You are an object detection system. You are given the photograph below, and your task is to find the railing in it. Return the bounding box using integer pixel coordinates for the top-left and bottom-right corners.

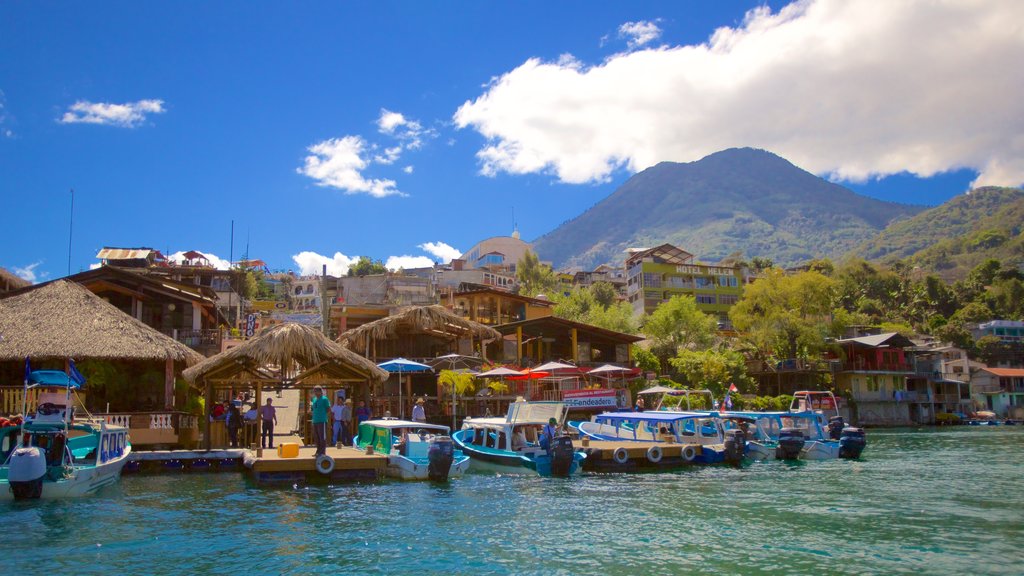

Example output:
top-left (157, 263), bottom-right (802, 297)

top-left (99, 411), bottom-right (199, 434)
top-left (841, 360), bottom-right (913, 372)
top-left (1, 387), bottom-right (87, 416)
top-left (163, 328), bottom-right (222, 350)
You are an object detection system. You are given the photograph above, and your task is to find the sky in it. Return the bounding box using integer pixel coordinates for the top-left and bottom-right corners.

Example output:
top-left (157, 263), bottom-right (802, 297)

top-left (2, 0), bottom-right (1021, 284)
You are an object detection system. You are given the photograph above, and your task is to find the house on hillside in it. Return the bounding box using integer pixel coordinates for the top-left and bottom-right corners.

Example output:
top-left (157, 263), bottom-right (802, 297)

top-left (831, 332), bottom-right (917, 425)
top-left (445, 288), bottom-right (554, 325)
top-left (972, 368), bottom-right (1024, 419)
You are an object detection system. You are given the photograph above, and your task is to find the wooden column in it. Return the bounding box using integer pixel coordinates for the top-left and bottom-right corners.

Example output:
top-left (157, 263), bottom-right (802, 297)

top-left (165, 356), bottom-right (175, 409)
top-left (255, 382), bottom-right (263, 455)
top-left (571, 328), bottom-right (579, 363)
top-left (516, 326), bottom-right (523, 365)
top-left (203, 380), bottom-right (212, 450)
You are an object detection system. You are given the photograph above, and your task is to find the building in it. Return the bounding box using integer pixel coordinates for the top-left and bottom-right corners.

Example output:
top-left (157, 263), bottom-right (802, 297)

top-left (832, 332), bottom-right (918, 425)
top-left (458, 230), bottom-right (532, 276)
top-left (445, 288), bottom-right (555, 325)
top-left (571, 264), bottom-right (627, 294)
top-left (327, 273), bottom-right (436, 336)
top-left (972, 368), bottom-right (1024, 418)
top-left (489, 316), bottom-right (644, 367)
top-left (972, 320), bottom-right (1024, 343)
top-left (624, 243), bottom-right (747, 326)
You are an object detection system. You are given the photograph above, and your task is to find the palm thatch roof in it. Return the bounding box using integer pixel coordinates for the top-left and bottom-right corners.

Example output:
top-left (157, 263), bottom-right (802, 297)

top-left (338, 305), bottom-right (502, 352)
top-left (183, 322), bottom-right (387, 386)
top-left (0, 280), bottom-right (204, 364)
top-left (0, 267), bottom-right (30, 293)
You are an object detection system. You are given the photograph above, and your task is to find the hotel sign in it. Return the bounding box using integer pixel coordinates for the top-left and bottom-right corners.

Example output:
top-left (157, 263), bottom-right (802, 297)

top-left (676, 265), bottom-right (734, 275)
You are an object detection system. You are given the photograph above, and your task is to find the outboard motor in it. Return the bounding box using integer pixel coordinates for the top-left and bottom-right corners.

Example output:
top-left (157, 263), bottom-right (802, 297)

top-left (828, 416), bottom-right (845, 441)
top-left (839, 427), bottom-right (866, 459)
top-left (724, 429), bottom-right (746, 464)
top-left (776, 427), bottom-right (806, 460)
top-left (9, 446), bottom-right (47, 499)
top-left (427, 436), bottom-right (455, 482)
top-left (549, 435), bottom-right (575, 478)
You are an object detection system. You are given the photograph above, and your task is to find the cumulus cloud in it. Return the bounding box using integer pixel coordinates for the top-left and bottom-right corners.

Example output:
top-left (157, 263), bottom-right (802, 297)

top-left (454, 0), bottom-right (1024, 189)
top-left (384, 255), bottom-right (435, 270)
top-left (418, 241), bottom-right (461, 263)
top-left (12, 262), bottom-right (44, 283)
top-left (292, 251), bottom-right (361, 276)
top-left (59, 99), bottom-right (165, 127)
top-left (297, 136), bottom-right (403, 198)
top-left (619, 20), bottom-right (662, 49)
top-left (167, 251), bottom-right (232, 270)
top-left (403, 165), bottom-right (414, 174)
top-left (376, 108), bottom-right (435, 150)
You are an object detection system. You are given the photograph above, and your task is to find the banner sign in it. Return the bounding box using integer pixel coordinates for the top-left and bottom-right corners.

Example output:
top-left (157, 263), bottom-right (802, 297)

top-left (270, 313), bottom-right (322, 326)
top-left (562, 389), bottom-right (620, 410)
top-left (251, 300), bottom-right (288, 311)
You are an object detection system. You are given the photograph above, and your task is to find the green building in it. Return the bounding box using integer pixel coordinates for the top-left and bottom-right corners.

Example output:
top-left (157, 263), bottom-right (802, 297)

top-left (625, 244), bottom-right (747, 328)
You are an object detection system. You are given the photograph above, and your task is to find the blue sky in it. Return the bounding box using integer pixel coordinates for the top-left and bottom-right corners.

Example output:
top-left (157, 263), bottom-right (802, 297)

top-left (1, 1), bottom-right (1019, 283)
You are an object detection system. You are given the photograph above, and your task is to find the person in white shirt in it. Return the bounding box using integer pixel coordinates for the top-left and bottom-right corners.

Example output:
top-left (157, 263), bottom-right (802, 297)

top-left (412, 397), bottom-right (427, 423)
top-left (331, 396), bottom-right (346, 445)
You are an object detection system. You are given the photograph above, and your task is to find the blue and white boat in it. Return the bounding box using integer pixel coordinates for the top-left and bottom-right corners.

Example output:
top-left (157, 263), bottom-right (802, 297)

top-left (1, 370), bottom-right (131, 500)
top-left (576, 411), bottom-right (746, 465)
top-left (452, 401), bottom-right (585, 478)
top-left (353, 419), bottom-right (469, 481)
top-left (789, 391), bottom-right (866, 459)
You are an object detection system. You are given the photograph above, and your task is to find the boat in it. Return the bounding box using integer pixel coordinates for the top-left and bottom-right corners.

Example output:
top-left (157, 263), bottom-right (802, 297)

top-left (452, 401), bottom-right (585, 477)
top-left (353, 419), bottom-right (469, 481)
top-left (721, 411), bottom-right (821, 461)
top-left (576, 411), bottom-right (746, 465)
top-left (1, 370), bottom-right (131, 500)
top-left (789, 391), bottom-right (866, 459)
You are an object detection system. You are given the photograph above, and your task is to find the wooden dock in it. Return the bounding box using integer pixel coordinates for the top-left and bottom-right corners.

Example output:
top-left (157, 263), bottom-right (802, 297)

top-left (576, 439), bottom-right (704, 471)
top-left (245, 445), bottom-right (388, 484)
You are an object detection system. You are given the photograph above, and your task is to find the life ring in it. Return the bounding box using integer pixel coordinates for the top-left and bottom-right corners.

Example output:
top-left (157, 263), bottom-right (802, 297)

top-left (646, 445), bottom-right (663, 464)
top-left (681, 445), bottom-right (697, 463)
top-left (612, 447), bottom-right (630, 464)
top-left (315, 454), bottom-right (335, 475)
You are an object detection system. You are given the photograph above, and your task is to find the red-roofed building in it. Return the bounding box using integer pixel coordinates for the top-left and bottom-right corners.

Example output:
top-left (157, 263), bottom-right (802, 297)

top-left (973, 367), bottom-right (1024, 418)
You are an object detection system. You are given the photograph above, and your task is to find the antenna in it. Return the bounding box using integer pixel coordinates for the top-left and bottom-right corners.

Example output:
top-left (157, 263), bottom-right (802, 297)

top-left (67, 188), bottom-right (74, 276)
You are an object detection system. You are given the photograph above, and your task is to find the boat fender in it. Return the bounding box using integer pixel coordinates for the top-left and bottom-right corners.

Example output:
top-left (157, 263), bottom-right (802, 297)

top-left (646, 445), bottom-right (663, 464)
top-left (681, 445), bottom-right (697, 463)
top-left (315, 454), bottom-right (335, 475)
top-left (612, 446), bottom-right (630, 464)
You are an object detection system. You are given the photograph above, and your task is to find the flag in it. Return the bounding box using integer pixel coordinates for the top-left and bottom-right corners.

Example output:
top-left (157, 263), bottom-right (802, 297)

top-left (724, 392), bottom-right (733, 410)
top-left (24, 356), bottom-right (31, 383)
top-left (69, 359), bottom-right (87, 387)
top-left (728, 383), bottom-right (739, 393)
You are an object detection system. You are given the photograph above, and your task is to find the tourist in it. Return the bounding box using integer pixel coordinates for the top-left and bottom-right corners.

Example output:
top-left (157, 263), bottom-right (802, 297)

top-left (331, 396), bottom-right (346, 445)
top-left (311, 386), bottom-right (330, 456)
top-left (634, 397), bottom-right (646, 412)
top-left (511, 426), bottom-right (528, 450)
top-left (226, 403), bottom-right (242, 448)
top-left (341, 399), bottom-right (353, 446)
top-left (356, 400), bottom-right (371, 424)
top-left (412, 397), bottom-right (426, 423)
top-left (540, 417), bottom-right (559, 452)
top-left (211, 401), bottom-right (226, 421)
top-left (260, 398), bottom-right (277, 449)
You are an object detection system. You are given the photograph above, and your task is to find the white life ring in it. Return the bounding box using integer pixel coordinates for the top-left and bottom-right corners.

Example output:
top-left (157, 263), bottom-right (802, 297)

top-left (646, 445), bottom-right (663, 464)
top-left (315, 454), bottom-right (335, 475)
top-left (681, 445), bottom-right (697, 463)
top-left (612, 447), bottom-right (630, 464)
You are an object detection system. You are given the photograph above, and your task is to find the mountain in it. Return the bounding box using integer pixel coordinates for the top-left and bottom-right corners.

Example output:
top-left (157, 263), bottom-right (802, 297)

top-left (532, 148), bottom-right (924, 270)
top-left (852, 186), bottom-right (1024, 280)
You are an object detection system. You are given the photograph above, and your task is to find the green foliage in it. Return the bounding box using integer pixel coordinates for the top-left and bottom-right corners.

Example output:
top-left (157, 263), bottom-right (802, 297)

top-left (630, 346), bottom-right (660, 373)
top-left (590, 282), bottom-right (618, 308)
top-left (240, 271), bottom-right (259, 300)
top-left (347, 256), bottom-right (387, 277)
top-left (552, 285), bottom-right (638, 334)
top-left (669, 348), bottom-right (750, 397)
top-left (516, 250), bottom-right (559, 297)
top-left (642, 295), bottom-right (717, 369)
top-left (732, 395), bottom-right (793, 412)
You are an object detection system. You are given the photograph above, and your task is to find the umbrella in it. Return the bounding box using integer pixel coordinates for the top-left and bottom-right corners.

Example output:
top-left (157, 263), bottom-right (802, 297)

top-left (429, 354), bottom-right (484, 429)
top-left (477, 367), bottom-right (523, 378)
top-left (533, 361), bottom-right (581, 373)
top-left (377, 358), bottom-right (433, 419)
top-left (587, 364), bottom-right (634, 376)
top-left (638, 385), bottom-right (679, 395)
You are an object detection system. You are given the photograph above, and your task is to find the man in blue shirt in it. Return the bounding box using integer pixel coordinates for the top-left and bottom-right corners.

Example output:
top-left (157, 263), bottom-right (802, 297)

top-left (310, 386), bottom-right (331, 456)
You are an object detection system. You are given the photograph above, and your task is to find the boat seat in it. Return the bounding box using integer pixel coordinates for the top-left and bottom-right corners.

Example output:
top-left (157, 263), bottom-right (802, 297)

top-left (405, 438), bottom-right (429, 459)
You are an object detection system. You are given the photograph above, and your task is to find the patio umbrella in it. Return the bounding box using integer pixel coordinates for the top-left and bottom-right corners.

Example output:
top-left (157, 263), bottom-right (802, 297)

top-left (533, 361), bottom-right (581, 373)
top-left (377, 358), bottom-right (433, 419)
top-left (428, 354), bottom-right (484, 429)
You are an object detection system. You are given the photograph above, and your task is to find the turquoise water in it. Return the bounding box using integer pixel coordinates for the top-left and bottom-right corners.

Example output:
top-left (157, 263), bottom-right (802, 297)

top-left (6, 427), bottom-right (1023, 575)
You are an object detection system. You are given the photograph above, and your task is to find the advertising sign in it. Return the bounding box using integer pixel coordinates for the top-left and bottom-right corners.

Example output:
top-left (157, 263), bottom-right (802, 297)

top-left (562, 389), bottom-right (621, 410)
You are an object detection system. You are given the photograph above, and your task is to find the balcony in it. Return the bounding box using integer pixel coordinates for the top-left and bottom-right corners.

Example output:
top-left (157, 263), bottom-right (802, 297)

top-left (100, 411), bottom-right (200, 448)
top-left (163, 328), bottom-right (222, 353)
top-left (840, 359), bottom-right (913, 373)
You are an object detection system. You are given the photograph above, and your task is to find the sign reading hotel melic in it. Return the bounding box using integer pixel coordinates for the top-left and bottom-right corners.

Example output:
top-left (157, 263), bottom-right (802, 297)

top-left (563, 389), bottom-right (619, 409)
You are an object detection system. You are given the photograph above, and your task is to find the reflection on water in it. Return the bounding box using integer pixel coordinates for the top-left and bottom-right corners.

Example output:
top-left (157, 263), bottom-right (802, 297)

top-left (6, 427), bottom-right (1024, 575)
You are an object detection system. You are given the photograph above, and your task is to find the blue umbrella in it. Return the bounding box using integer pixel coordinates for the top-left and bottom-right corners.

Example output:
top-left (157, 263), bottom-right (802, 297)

top-left (377, 358), bottom-right (433, 419)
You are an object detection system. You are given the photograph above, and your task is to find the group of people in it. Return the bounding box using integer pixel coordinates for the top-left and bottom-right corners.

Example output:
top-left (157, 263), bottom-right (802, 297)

top-left (210, 394), bottom-right (278, 449)
top-left (309, 386), bottom-right (373, 457)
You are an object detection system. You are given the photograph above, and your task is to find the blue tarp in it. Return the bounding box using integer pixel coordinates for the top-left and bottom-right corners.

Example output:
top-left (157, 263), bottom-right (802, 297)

top-left (28, 370), bottom-right (82, 389)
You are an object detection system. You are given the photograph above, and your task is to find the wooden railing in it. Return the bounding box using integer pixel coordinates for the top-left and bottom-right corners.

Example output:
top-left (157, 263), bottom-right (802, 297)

top-left (162, 328), bottom-right (222, 350)
top-left (1, 387), bottom-right (87, 416)
top-left (99, 411), bottom-right (198, 434)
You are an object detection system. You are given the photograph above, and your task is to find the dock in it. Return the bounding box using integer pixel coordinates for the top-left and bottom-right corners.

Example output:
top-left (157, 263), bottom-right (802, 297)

top-left (576, 439), bottom-right (704, 471)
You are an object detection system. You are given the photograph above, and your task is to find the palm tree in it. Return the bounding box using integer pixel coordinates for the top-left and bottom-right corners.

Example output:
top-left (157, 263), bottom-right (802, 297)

top-left (438, 370), bottom-right (477, 425)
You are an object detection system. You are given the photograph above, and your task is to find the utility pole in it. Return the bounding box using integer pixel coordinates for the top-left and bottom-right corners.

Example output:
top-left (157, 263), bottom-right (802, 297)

top-left (67, 189), bottom-right (74, 276)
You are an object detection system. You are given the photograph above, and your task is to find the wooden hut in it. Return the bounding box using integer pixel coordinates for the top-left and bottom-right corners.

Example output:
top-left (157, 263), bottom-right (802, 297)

top-left (0, 280), bottom-right (205, 447)
top-left (0, 267), bottom-right (30, 294)
top-left (183, 322), bottom-right (387, 448)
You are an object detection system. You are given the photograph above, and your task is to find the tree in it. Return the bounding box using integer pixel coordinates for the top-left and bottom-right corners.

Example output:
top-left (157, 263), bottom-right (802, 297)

top-left (590, 282), bottom-right (618, 308)
top-left (642, 295), bottom-right (717, 369)
top-left (586, 301), bottom-right (639, 334)
top-left (730, 269), bottom-right (838, 361)
top-left (553, 285), bottom-right (638, 334)
top-left (438, 370), bottom-right (477, 417)
top-left (516, 250), bottom-right (559, 297)
top-left (669, 349), bottom-right (751, 397)
top-left (631, 346), bottom-right (660, 374)
top-left (239, 270), bottom-right (259, 301)
top-left (347, 256), bottom-right (387, 277)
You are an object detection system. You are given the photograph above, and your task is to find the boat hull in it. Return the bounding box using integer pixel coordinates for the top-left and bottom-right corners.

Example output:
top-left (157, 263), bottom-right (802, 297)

top-left (386, 454), bottom-right (471, 481)
top-left (452, 429), bottom-right (582, 477)
top-left (1, 445), bottom-right (131, 500)
top-left (800, 440), bottom-right (840, 460)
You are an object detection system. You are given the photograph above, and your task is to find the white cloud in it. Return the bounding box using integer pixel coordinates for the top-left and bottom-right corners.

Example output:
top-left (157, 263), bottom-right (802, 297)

top-left (59, 99), bottom-right (165, 127)
top-left (619, 20), bottom-right (662, 49)
top-left (12, 262), bottom-right (43, 283)
top-left (297, 136), bottom-right (403, 198)
top-left (384, 255), bottom-right (435, 270)
top-left (167, 251), bottom-right (232, 270)
top-left (376, 108), bottom-right (436, 151)
top-left (403, 165), bottom-right (414, 174)
top-left (292, 251), bottom-right (360, 276)
top-left (374, 145), bottom-right (403, 165)
top-left (418, 241), bottom-right (461, 263)
top-left (377, 110), bottom-right (411, 134)
top-left (454, 0), bottom-right (1024, 189)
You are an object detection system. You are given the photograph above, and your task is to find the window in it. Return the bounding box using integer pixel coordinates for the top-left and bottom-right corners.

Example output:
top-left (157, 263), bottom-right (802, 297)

top-left (643, 273), bottom-right (661, 288)
top-left (696, 294), bottom-right (716, 305)
top-left (718, 294), bottom-right (739, 306)
top-left (867, 376), bottom-right (880, 392)
top-left (719, 275), bottom-right (738, 287)
top-left (695, 277), bottom-right (714, 289)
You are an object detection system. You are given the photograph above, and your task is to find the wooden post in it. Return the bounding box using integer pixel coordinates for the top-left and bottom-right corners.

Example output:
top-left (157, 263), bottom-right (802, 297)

top-left (516, 326), bottom-right (523, 365)
top-left (571, 328), bottom-right (579, 363)
top-left (255, 382), bottom-right (262, 455)
top-left (203, 380), bottom-right (212, 450)
top-left (165, 356), bottom-right (175, 409)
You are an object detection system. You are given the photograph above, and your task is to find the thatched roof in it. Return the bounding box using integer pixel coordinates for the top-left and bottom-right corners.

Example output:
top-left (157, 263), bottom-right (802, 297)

top-left (338, 305), bottom-right (502, 351)
top-left (0, 267), bottom-right (30, 293)
top-left (0, 280), bottom-right (204, 364)
top-left (183, 322), bottom-right (387, 386)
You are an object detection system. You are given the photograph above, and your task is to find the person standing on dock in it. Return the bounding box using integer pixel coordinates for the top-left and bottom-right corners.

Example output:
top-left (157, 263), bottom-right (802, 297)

top-left (412, 398), bottom-right (427, 423)
top-left (331, 396), bottom-right (346, 446)
top-left (311, 386), bottom-right (330, 456)
top-left (226, 403), bottom-right (242, 448)
top-left (341, 399), bottom-right (353, 446)
top-left (260, 398), bottom-right (277, 449)
top-left (356, 400), bottom-right (371, 424)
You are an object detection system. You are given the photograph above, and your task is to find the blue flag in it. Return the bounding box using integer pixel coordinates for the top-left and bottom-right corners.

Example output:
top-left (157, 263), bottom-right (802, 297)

top-left (69, 359), bottom-right (87, 387)
top-left (24, 357), bottom-right (30, 383)
top-left (724, 392), bottom-right (733, 410)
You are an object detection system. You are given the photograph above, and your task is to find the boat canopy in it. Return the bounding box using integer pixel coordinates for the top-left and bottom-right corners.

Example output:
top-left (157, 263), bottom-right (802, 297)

top-left (357, 420), bottom-right (450, 454)
top-left (506, 401), bottom-right (565, 425)
top-left (360, 419), bottom-right (450, 432)
top-left (595, 411), bottom-right (710, 423)
top-left (28, 370), bottom-right (81, 389)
